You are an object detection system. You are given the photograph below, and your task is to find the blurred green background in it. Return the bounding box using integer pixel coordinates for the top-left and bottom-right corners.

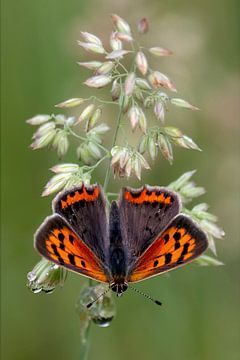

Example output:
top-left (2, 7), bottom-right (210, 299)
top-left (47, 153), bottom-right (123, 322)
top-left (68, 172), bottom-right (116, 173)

top-left (1, 0), bottom-right (240, 359)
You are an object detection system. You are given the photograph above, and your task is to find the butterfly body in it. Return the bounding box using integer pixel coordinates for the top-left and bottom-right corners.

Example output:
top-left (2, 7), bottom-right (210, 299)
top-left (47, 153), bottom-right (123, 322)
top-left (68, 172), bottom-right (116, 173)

top-left (35, 184), bottom-right (208, 296)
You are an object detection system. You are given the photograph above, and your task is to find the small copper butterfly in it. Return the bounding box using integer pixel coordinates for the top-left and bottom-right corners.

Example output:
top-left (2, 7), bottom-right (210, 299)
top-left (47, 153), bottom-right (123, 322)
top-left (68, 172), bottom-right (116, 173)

top-left (34, 184), bottom-right (208, 296)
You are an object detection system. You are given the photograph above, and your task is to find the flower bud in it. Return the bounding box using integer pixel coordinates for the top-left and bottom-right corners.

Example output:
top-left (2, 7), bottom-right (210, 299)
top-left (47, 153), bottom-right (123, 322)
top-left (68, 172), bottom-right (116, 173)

top-left (42, 172), bottom-right (72, 196)
top-left (127, 106), bottom-right (139, 131)
top-left (80, 32), bottom-right (102, 46)
top-left (135, 51), bottom-right (148, 76)
top-left (154, 101), bottom-right (165, 122)
top-left (135, 78), bottom-right (151, 90)
top-left (148, 71), bottom-right (177, 92)
top-left (148, 137), bottom-right (158, 160)
top-left (149, 47), bottom-right (173, 56)
top-left (55, 98), bottom-right (85, 108)
top-left (77, 61), bottom-right (103, 70)
top-left (30, 130), bottom-right (56, 150)
top-left (138, 135), bottom-right (148, 154)
top-left (96, 61), bottom-right (114, 75)
top-left (84, 75), bottom-right (112, 88)
top-left (52, 130), bottom-right (69, 158)
top-left (170, 98), bottom-right (200, 110)
top-left (27, 258), bottom-right (67, 294)
top-left (87, 108), bottom-right (102, 131)
top-left (106, 49), bottom-right (130, 60)
top-left (50, 163), bottom-right (79, 174)
top-left (124, 73), bottom-right (135, 96)
top-left (110, 31), bottom-right (122, 51)
top-left (26, 114), bottom-right (51, 125)
top-left (164, 126), bottom-right (182, 138)
top-left (175, 135), bottom-right (201, 151)
top-left (111, 14), bottom-right (132, 36)
top-left (77, 145), bottom-right (94, 165)
top-left (77, 104), bottom-right (95, 124)
top-left (32, 121), bottom-right (55, 139)
top-left (87, 141), bottom-right (102, 159)
top-left (133, 156), bottom-right (141, 179)
top-left (77, 41), bottom-right (105, 54)
top-left (137, 17), bottom-right (149, 34)
top-left (138, 108), bottom-right (147, 134)
top-left (138, 152), bottom-right (150, 169)
top-left (158, 134), bottom-right (173, 163)
top-left (111, 79), bottom-right (121, 101)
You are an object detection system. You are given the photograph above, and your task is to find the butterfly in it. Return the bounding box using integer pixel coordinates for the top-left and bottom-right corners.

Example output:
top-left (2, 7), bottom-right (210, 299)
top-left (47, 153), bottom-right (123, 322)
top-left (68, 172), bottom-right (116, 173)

top-left (34, 184), bottom-right (208, 296)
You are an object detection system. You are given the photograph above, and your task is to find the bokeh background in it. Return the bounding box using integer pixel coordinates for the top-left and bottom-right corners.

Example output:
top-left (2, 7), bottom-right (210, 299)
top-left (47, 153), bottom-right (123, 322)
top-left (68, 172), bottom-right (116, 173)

top-left (2, 0), bottom-right (240, 359)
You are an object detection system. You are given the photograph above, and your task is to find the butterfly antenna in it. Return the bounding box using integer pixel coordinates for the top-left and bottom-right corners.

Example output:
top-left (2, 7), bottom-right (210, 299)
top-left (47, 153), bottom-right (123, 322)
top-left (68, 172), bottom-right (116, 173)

top-left (86, 287), bottom-right (111, 309)
top-left (128, 285), bottom-right (162, 306)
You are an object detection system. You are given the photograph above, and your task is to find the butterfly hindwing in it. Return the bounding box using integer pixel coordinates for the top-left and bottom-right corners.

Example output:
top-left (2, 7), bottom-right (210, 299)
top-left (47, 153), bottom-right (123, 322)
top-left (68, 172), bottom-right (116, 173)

top-left (128, 214), bottom-right (208, 282)
top-left (53, 184), bottom-right (109, 264)
top-left (34, 214), bottom-right (109, 282)
top-left (118, 185), bottom-right (180, 260)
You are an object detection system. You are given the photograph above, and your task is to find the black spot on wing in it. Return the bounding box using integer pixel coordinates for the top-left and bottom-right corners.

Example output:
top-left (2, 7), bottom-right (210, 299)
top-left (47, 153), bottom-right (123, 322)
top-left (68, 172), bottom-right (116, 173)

top-left (68, 254), bottom-right (76, 265)
top-left (165, 253), bottom-right (172, 264)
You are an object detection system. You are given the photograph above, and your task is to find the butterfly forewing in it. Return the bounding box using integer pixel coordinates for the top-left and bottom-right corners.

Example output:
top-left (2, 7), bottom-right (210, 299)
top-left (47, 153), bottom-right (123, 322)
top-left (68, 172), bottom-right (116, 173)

top-left (128, 214), bottom-right (208, 282)
top-left (119, 185), bottom-right (180, 259)
top-left (53, 184), bottom-right (109, 263)
top-left (34, 214), bottom-right (109, 282)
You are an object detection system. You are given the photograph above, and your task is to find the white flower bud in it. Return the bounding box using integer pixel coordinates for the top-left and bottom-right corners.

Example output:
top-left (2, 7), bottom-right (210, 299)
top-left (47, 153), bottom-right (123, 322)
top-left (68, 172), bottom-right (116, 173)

top-left (77, 61), bottom-right (103, 70)
top-left (80, 32), bottom-right (102, 46)
top-left (42, 173), bottom-right (71, 196)
top-left (124, 73), bottom-right (135, 96)
top-left (137, 18), bottom-right (149, 34)
top-left (135, 51), bottom-right (148, 75)
top-left (127, 106), bottom-right (139, 131)
top-left (154, 101), bottom-right (165, 123)
top-left (110, 31), bottom-right (122, 51)
top-left (50, 163), bottom-right (79, 174)
top-left (84, 75), bottom-right (112, 88)
top-left (26, 114), bottom-right (51, 125)
top-left (55, 98), bottom-right (85, 108)
top-left (77, 41), bottom-right (105, 54)
top-left (77, 104), bottom-right (95, 124)
top-left (149, 47), bottom-right (173, 56)
top-left (111, 14), bottom-right (132, 36)
top-left (148, 71), bottom-right (177, 92)
top-left (138, 108), bottom-right (147, 134)
top-left (135, 78), bottom-right (151, 90)
top-left (96, 62), bottom-right (114, 75)
top-left (170, 98), bottom-right (199, 110)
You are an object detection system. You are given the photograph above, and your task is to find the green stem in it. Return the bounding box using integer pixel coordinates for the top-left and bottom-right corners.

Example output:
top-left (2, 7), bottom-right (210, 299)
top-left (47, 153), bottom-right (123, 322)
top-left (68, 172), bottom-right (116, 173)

top-left (103, 94), bottom-right (125, 192)
top-left (80, 322), bottom-right (91, 360)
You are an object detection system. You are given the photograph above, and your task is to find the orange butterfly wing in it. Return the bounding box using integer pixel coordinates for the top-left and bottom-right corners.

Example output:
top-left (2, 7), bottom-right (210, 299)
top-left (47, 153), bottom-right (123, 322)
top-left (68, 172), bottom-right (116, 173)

top-left (128, 214), bottom-right (208, 282)
top-left (34, 214), bottom-right (109, 283)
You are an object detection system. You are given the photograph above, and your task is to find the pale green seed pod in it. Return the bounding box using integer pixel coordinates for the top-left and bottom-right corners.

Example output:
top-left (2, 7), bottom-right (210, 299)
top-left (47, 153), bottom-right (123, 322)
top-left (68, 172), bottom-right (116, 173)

top-left (27, 258), bottom-right (67, 294)
top-left (135, 51), bottom-right (148, 76)
top-left (55, 98), bottom-right (85, 108)
top-left (87, 141), bottom-right (102, 160)
top-left (84, 75), bottom-right (112, 88)
top-left (111, 14), bottom-right (132, 36)
top-left (26, 114), bottom-right (51, 125)
top-left (77, 41), bottom-right (105, 54)
top-left (148, 137), bottom-right (158, 160)
top-left (158, 133), bottom-right (173, 163)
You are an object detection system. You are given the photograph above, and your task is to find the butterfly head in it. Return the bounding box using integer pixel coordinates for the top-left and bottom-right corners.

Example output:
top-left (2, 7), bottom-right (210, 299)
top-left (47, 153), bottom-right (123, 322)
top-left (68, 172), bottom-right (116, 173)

top-left (110, 280), bottom-right (128, 296)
